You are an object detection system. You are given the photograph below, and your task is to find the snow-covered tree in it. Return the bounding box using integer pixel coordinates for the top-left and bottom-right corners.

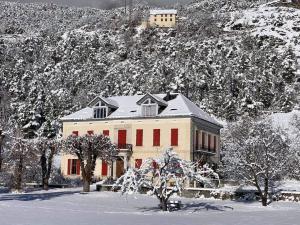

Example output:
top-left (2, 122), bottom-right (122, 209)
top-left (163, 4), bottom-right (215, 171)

top-left (115, 148), bottom-right (219, 211)
top-left (34, 137), bottom-right (61, 190)
top-left (63, 134), bottom-right (118, 192)
top-left (222, 117), bottom-right (294, 206)
top-left (6, 129), bottom-right (37, 191)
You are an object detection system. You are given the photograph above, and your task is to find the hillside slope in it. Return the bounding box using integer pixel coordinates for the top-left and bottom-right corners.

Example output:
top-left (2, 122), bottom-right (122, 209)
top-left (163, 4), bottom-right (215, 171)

top-left (0, 0), bottom-right (299, 135)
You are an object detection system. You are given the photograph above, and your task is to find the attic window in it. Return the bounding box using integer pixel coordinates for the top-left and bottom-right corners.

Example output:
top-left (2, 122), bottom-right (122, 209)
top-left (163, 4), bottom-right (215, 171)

top-left (141, 98), bottom-right (158, 117)
top-left (93, 101), bottom-right (107, 119)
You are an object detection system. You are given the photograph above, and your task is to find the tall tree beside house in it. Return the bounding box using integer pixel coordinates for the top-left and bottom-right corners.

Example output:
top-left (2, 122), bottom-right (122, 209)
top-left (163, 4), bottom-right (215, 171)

top-left (221, 117), bottom-right (295, 206)
top-left (115, 148), bottom-right (219, 211)
top-left (63, 134), bottom-right (118, 192)
top-left (6, 129), bottom-right (37, 191)
top-left (34, 137), bottom-right (61, 190)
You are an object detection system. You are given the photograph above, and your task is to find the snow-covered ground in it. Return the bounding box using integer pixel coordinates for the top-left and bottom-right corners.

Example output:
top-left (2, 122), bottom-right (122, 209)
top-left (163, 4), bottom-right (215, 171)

top-left (0, 187), bottom-right (299, 225)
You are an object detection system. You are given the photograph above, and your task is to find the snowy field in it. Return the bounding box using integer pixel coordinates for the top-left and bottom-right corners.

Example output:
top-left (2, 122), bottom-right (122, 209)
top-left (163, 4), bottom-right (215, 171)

top-left (0, 187), bottom-right (299, 225)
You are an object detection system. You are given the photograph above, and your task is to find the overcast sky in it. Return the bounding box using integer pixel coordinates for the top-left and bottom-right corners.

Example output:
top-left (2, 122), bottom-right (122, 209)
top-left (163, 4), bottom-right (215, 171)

top-left (0, 0), bottom-right (191, 9)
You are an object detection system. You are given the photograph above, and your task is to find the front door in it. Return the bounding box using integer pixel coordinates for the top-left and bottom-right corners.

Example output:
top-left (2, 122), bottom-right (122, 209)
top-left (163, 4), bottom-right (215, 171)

top-left (118, 130), bottom-right (127, 149)
top-left (116, 158), bottom-right (124, 178)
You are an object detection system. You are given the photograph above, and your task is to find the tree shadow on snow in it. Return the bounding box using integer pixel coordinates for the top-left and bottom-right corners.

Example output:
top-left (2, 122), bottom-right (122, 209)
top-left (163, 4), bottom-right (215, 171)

top-left (182, 202), bottom-right (234, 212)
top-left (137, 202), bottom-right (234, 213)
top-left (0, 190), bottom-right (80, 202)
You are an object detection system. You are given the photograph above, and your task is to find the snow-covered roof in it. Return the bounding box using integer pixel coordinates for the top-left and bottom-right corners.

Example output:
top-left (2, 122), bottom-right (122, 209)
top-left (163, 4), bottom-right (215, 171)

top-left (150, 9), bottom-right (177, 15)
top-left (61, 93), bottom-right (222, 127)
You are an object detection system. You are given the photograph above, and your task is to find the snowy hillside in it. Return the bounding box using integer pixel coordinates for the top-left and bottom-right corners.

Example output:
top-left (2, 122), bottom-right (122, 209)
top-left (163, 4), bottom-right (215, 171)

top-left (226, 3), bottom-right (300, 77)
top-left (0, 0), bottom-right (299, 135)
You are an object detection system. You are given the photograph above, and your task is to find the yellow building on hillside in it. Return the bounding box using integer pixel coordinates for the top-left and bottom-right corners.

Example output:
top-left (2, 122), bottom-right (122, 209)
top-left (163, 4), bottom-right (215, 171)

top-left (147, 9), bottom-right (178, 28)
top-left (60, 93), bottom-right (222, 180)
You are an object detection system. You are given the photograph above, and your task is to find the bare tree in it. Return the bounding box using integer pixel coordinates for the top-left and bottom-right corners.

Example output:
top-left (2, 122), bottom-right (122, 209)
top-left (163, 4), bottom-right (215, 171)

top-left (63, 134), bottom-right (118, 192)
top-left (222, 117), bottom-right (294, 206)
top-left (115, 148), bottom-right (219, 211)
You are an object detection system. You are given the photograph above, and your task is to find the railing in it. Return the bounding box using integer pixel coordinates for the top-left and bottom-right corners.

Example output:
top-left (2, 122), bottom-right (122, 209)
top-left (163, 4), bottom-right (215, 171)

top-left (194, 146), bottom-right (216, 155)
top-left (117, 143), bottom-right (133, 151)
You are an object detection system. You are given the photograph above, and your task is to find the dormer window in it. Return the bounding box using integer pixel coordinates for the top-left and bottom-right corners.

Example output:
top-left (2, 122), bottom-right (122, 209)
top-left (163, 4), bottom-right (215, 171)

top-left (141, 98), bottom-right (158, 117)
top-left (93, 102), bottom-right (107, 119)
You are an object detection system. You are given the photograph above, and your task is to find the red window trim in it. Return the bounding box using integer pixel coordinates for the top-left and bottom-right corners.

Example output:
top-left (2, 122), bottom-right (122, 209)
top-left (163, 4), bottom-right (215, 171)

top-left (102, 161), bottom-right (108, 176)
top-left (103, 130), bottom-right (109, 136)
top-left (208, 134), bottom-right (211, 150)
top-left (136, 129), bottom-right (143, 146)
top-left (67, 159), bottom-right (71, 175)
top-left (153, 129), bottom-right (160, 146)
top-left (135, 159), bottom-right (142, 169)
top-left (87, 130), bottom-right (94, 135)
top-left (72, 131), bottom-right (79, 136)
top-left (171, 128), bottom-right (178, 146)
top-left (76, 160), bottom-right (81, 175)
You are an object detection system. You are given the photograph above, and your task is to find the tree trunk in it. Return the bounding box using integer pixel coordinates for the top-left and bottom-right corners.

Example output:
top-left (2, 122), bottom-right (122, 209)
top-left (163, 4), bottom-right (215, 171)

top-left (261, 195), bottom-right (268, 206)
top-left (160, 198), bottom-right (168, 211)
top-left (83, 179), bottom-right (90, 192)
top-left (14, 156), bottom-right (23, 191)
top-left (43, 177), bottom-right (49, 191)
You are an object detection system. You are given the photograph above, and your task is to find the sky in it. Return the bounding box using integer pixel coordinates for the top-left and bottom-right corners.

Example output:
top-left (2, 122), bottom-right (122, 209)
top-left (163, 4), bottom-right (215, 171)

top-left (0, 0), bottom-right (192, 9)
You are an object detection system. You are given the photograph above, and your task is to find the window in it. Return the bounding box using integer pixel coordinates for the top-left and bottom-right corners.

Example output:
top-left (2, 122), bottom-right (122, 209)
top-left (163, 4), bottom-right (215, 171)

top-left (135, 159), bottom-right (142, 169)
top-left (165, 18), bottom-right (167, 21)
top-left (141, 98), bottom-right (158, 117)
top-left (208, 134), bottom-right (211, 150)
top-left (195, 130), bottom-right (199, 150)
top-left (170, 18), bottom-right (172, 21)
top-left (72, 131), bottom-right (79, 136)
top-left (87, 130), bottom-right (94, 135)
top-left (161, 14), bottom-right (163, 17)
top-left (67, 159), bottom-right (80, 175)
top-left (213, 136), bottom-right (217, 152)
top-left (171, 129), bottom-right (178, 146)
top-left (165, 14), bottom-right (168, 17)
top-left (161, 18), bottom-right (163, 22)
top-left (153, 129), bottom-right (160, 146)
top-left (154, 15), bottom-right (157, 17)
top-left (102, 161), bottom-right (108, 176)
top-left (136, 129), bottom-right (143, 146)
top-left (154, 19), bottom-right (157, 21)
top-left (103, 130), bottom-right (109, 136)
top-left (93, 101), bottom-right (107, 119)
top-left (202, 132), bottom-right (206, 149)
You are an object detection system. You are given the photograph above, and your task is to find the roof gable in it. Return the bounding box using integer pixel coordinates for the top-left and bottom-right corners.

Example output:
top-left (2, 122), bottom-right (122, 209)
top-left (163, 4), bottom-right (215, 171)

top-left (136, 93), bottom-right (168, 107)
top-left (88, 96), bottom-right (118, 109)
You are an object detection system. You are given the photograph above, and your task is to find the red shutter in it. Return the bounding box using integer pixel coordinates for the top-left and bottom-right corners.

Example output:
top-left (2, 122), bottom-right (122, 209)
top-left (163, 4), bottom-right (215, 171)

top-left (103, 130), bottom-right (109, 136)
top-left (171, 129), bottom-right (178, 146)
top-left (87, 130), bottom-right (94, 135)
top-left (72, 131), bottom-right (79, 136)
top-left (76, 160), bottom-right (81, 175)
top-left (195, 130), bottom-right (199, 150)
top-left (153, 129), bottom-right (160, 146)
top-left (118, 130), bottom-right (127, 148)
top-left (202, 132), bottom-right (205, 149)
top-left (67, 159), bottom-right (71, 175)
top-left (213, 136), bottom-right (217, 152)
top-left (208, 134), bottom-right (211, 150)
top-left (102, 161), bottom-right (108, 176)
top-left (152, 161), bottom-right (158, 169)
top-left (135, 159), bottom-right (142, 169)
top-left (136, 129), bottom-right (143, 146)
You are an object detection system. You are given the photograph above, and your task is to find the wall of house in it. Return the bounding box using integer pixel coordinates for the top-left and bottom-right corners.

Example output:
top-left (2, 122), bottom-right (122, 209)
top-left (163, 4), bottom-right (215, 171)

top-left (149, 14), bottom-right (177, 27)
top-left (61, 117), bottom-right (192, 178)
